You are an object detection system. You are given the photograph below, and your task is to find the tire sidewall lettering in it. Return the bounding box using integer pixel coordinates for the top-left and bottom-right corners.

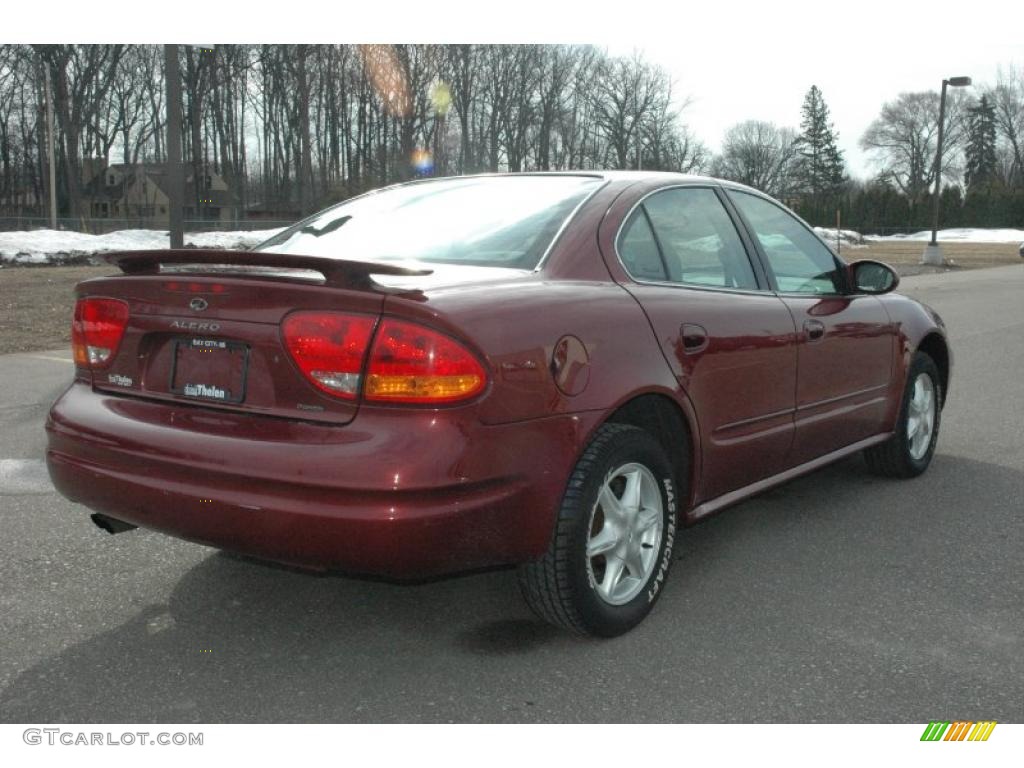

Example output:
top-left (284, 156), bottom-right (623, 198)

top-left (647, 477), bottom-right (676, 603)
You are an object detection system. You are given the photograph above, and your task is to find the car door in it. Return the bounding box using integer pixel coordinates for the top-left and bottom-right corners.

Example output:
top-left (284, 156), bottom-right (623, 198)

top-left (614, 185), bottom-right (799, 503)
top-left (726, 189), bottom-right (894, 466)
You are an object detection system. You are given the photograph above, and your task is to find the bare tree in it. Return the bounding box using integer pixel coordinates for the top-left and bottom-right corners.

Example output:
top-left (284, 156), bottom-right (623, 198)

top-left (557, 49), bottom-right (602, 170)
top-left (713, 120), bottom-right (799, 195)
top-left (0, 44), bottom-right (711, 221)
top-left (592, 53), bottom-right (668, 169)
top-left (989, 65), bottom-right (1024, 186)
top-left (534, 46), bottom-right (585, 170)
top-left (443, 45), bottom-right (481, 173)
top-left (860, 90), bottom-right (968, 206)
top-left (636, 81), bottom-right (708, 173)
top-left (32, 44), bottom-right (125, 220)
top-left (0, 46), bottom-right (25, 210)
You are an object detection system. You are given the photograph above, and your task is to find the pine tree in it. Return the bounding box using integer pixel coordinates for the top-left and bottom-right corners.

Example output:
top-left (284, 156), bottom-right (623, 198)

top-left (794, 85), bottom-right (847, 218)
top-left (964, 95), bottom-right (998, 191)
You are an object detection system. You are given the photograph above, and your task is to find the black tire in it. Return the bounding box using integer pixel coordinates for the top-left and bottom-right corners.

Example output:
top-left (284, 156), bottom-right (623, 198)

top-left (864, 351), bottom-right (942, 478)
top-left (517, 423), bottom-right (680, 637)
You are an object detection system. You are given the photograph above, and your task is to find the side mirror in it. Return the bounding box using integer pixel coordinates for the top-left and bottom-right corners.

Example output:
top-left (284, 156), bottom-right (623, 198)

top-left (850, 260), bottom-right (899, 294)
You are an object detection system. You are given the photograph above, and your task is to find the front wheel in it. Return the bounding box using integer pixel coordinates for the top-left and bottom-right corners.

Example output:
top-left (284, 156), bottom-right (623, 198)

top-left (518, 423), bottom-right (680, 637)
top-left (864, 351), bottom-right (942, 478)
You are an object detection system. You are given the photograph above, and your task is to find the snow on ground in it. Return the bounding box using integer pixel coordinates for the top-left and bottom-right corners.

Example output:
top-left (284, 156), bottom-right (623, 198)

top-left (0, 227), bottom-right (285, 265)
top-left (3, 225), bottom-right (1022, 266)
top-left (813, 227), bottom-right (865, 246)
top-left (867, 228), bottom-right (1024, 243)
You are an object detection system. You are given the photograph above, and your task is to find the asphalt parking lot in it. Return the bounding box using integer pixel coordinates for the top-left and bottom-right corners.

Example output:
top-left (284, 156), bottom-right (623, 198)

top-left (0, 265), bottom-right (1021, 723)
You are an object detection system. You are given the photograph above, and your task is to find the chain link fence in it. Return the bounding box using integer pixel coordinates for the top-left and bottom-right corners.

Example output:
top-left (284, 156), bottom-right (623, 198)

top-left (849, 226), bottom-right (938, 238)
top-left (1, 216), bottom-right (935, 238)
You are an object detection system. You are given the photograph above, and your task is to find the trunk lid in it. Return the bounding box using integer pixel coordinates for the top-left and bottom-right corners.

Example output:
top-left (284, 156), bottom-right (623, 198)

top-left (77, 249), bottom-right (431, 425)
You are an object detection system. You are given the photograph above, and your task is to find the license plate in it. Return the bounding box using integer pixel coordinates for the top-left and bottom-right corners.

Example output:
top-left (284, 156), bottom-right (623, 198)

top-left (170, 338), bottom-right (249, 404)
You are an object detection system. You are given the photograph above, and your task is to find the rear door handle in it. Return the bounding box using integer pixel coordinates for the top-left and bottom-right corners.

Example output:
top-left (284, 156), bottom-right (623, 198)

top-left (681, 323), bottom-right (709, 354)
top-left (803, 319), bottom-right (825, 342)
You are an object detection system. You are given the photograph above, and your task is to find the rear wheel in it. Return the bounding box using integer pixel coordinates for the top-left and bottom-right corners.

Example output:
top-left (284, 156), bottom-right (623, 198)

top-left (864, 351), bottom-right (942, 478)
top-left (518, 423), bottom-right (680, 637)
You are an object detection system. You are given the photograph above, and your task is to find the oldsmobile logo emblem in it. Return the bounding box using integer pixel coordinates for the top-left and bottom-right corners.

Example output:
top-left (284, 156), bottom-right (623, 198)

top-left (189, 297), bottom-right (209, 312)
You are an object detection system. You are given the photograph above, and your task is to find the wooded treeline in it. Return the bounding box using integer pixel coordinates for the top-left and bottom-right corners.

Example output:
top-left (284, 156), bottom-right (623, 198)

top-left (0, 44), bottom-right (1022, 231)
top-left (710, 73), bottom-right (1024, 231)
top-left (845, 71), bottom-right (1024, 231)
top-left (0, 44), bottom-right (707, 221)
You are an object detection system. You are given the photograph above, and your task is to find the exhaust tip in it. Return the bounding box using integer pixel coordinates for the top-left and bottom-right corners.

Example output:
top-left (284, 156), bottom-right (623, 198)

top-left (90, 513), bottom-right (138, 535)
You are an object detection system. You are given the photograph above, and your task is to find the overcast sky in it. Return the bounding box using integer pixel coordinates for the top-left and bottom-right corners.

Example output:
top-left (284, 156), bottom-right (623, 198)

top-left (615, 40), bottom-right (1020, 180)
top-left (14, 0), bottom-right (1023, 182)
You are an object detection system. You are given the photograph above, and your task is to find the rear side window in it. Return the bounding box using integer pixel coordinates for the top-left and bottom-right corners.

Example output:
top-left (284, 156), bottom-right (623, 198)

top-left (728, 190), bottom-right (844, 294)
top-left (618, 209), bottom-right (667, 281)
top-left (618, 187), bottom-right (758, 290)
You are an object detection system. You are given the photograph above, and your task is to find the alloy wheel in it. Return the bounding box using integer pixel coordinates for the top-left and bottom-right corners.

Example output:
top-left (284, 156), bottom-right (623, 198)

top-left (907, 373), bottom-right (936, 461)
top-left (585, 462), bottom-right (664, 606)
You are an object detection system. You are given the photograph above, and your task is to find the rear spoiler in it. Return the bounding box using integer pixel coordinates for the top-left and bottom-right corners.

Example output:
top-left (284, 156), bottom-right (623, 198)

top-left (103, 249), bottom-right (432, 290)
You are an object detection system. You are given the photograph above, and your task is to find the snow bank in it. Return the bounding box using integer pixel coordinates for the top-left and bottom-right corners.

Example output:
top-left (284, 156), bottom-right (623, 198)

top-left (0, 227), bottom-right (286, 265)
top-left (867, 228), bottom-right (1024, 243)
top-left (813, 227), bottom-right (865, 246)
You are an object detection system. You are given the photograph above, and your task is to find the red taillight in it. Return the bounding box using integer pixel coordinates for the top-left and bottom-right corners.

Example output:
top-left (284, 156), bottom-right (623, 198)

top-left (281, 312), bottom-right (487, 404)
top-left (365, 319), bottom-right (487, 403)
top-left (281, 311), bottom-right (376, 399)
top-left (72, 297), bottom-right (129, 368)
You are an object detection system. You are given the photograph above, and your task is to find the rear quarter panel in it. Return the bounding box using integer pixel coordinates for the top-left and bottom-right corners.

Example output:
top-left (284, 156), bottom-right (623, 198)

top-left (383, 278), bottom-right (682, 426)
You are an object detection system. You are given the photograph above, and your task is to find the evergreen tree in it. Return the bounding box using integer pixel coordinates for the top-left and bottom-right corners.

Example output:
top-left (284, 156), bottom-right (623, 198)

top-left (964, 95), bottom-right (998, 191)
top-left (794, 85), bottom-right (847, 216)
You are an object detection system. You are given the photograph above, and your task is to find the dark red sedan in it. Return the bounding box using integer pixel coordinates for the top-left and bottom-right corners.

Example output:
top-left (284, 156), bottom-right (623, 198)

top-left (46, 172), bottom-right (950, 636)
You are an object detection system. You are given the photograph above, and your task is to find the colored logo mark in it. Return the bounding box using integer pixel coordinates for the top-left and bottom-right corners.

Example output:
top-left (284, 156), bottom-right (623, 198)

top-left (920, 721), bottom-right (997, 741)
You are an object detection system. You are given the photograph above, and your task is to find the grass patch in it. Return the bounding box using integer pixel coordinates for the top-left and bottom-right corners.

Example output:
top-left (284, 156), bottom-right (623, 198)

top-left (0, 265), bottom-right (111, 355)
top-left (834, 241), bottom-right (1021, 275)
top-left (0, 241), bottom-right (1019, 356)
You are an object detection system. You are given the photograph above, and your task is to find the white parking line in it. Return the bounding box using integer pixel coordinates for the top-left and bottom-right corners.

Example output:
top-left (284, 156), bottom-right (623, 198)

top-left (0, 459), bottom-right (54, 495)
top-left (25, 354), bottom-right (73, 364)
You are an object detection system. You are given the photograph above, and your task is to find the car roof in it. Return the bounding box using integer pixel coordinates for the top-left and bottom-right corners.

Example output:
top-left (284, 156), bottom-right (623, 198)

top-left (581, 171), bottom-right (764, 195)
top-left (373, 170), bottom-right (764, 197)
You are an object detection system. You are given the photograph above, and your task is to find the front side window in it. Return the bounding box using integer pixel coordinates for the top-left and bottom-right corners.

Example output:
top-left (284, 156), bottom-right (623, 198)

top-left (729, 191), bottom-right (844, 294)
top-left (618, 187), bottom-right (758, 290)
top-left (256, 175), bottom-right (603, 270)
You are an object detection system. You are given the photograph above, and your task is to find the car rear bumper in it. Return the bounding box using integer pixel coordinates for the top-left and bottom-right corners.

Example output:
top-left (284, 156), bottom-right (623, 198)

top-left (46, 382), bottom-right (600, 578)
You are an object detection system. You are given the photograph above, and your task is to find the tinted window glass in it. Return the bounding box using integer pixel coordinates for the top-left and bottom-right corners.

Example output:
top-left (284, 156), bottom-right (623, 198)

top-left (255, 176), bottom-right (602, 270)
top-left (638, 188), bottom-right (758, 289)
top-left (729, 191), bottom-right (843, 294)
top-left (618, 209), bottom-right (667, 281)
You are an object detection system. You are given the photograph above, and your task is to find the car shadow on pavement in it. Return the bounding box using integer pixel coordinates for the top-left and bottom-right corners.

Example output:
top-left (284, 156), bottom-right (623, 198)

top-left (0, 542), bottom-right (582, 722)
top-left (1, 453), bottom-right (1021, 723)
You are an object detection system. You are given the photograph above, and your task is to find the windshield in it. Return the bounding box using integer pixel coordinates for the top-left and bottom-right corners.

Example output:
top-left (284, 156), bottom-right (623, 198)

top-left (254, 175), bottom-right (603, 270)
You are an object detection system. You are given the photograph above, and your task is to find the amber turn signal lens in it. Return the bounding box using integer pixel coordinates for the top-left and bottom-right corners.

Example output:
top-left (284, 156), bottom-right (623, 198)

top-left (365, 319), bottom-right (486, 404)
top-left (364, 373), bottom-right (484, 401)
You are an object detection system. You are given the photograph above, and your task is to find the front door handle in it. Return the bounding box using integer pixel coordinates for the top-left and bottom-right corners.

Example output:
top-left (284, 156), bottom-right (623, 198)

top-left (803, 319), bottom-right (825, 342)
top-left (681, 323), bottom-right (709, 354)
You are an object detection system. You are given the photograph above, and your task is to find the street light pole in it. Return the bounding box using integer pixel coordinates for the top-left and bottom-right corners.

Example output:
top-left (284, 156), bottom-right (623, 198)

top-left (922, 75), bottom-right (971, 266)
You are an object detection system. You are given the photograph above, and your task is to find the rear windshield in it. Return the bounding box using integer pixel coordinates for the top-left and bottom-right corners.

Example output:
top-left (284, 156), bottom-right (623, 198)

top-left (254, 175), bottom-right (602, 270)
